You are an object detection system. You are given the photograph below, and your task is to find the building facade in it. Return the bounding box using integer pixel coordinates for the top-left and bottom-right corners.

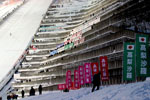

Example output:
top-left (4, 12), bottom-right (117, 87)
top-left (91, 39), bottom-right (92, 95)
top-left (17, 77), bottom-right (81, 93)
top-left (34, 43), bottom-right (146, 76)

top-left (12, 0), bottom-right (150, 97)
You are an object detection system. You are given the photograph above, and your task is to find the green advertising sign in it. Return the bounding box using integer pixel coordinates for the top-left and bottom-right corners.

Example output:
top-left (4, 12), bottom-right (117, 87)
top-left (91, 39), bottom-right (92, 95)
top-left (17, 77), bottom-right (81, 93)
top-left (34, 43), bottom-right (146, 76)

top-left (64, 43), bottom-right (74, 50)
top-left (64, 44), bottom-right (69, 50)
top-left (123, 42), bottom-right (135, 81)
top-left (69, 42), bottom-right (74, 48)
top-left (136, 34), bottom-right (149, 77)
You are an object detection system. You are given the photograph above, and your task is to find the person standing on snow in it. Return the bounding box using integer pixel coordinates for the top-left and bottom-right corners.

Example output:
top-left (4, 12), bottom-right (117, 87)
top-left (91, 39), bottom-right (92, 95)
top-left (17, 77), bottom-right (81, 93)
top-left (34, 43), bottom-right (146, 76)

top-left (91, 72), bottom-right (100, 92)
top-left (38, 85), bottom-right (42, 95)
top-left (21, 90), bottom-right (25, 98)
top-left (7, 94), bottom-right (11, 100)
top-left (29, 87), bottom-right (35, 96)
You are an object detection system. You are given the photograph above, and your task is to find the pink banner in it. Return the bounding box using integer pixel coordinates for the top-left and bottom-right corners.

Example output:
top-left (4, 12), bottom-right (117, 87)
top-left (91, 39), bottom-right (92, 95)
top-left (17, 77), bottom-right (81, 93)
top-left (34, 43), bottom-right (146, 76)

top-left (66, 70), bottom-right (72, 89)
top-left (79, 37), bottom-right (85, 44)
top-left (58, 84), bottom-right (66, 90)
top-left (78, 66), bottom-right (85, 85)
top-left (74, 40), bottom-right (79, 46)
top-left (91, 62), bottom-right (99, 76)
top-left (84, 63), bottom-right (92, 83)
top-left (74, 70), bottom-right (80, 89)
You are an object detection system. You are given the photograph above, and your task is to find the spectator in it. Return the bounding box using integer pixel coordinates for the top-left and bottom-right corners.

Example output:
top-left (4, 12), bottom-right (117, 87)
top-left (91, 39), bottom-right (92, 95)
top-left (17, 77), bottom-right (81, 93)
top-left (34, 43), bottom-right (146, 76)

top-left (7, 94), bottom-right (11, 100)
top-left (14, 94), bottom-right (18, 100)
top-left (38, 85), bottom-right (42, 95)
top-left (21, 90), bottom-right (25, 98)
top-left (63, 88), bottom-right (69, 92)
top-left (29, 87), bottom-right (35, 96)
top-left (10, 93), bottom-right (13, 99)
top-left (91, 72), bottom-right (100, 92)
top-left (12, 93), bottom-right (18, 100)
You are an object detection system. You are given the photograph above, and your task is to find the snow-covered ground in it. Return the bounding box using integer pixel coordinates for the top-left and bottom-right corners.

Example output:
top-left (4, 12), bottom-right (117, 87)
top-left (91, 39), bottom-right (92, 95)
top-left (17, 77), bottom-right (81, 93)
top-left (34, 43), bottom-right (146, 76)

top-left (20, 80), bottom-right (150, 100)
top-left (0, 0), bottom-right (23, 21)
top-left (0, 0), bottom-right (52, 81)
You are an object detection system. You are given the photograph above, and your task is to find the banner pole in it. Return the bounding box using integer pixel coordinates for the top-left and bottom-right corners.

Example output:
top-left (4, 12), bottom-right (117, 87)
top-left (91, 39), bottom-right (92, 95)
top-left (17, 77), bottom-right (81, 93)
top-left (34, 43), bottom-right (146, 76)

top-left (135, 33), bottom-right (137, 82)
top-left (122, 41), bottom-right (124, 84)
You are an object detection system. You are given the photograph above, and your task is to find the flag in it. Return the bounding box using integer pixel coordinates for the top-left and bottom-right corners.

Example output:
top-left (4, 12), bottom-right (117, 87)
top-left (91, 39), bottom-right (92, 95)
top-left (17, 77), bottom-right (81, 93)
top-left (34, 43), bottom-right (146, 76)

top-left (78, 66), bottom-right (85, 85)
top-left (66, 70), bottom-right (72, 89)
top-left (74, 70), bottom-right (80, 89)
top-left (91, 62), bottom-right (99, 76)
top-left (127, 45), bottom-right (134, 50)
top-left (100, 56), bottom-right (109, 81)
top-left (136, 34), bottom-right (149, 77)
top-left (139, 37), bottom-right (146, 43)
top-left (123, 42), bottom-right (135, 81)
top-left (58, 84), bottom-right (66, 90)
top-left (84, 63), bottom-right (92, 84)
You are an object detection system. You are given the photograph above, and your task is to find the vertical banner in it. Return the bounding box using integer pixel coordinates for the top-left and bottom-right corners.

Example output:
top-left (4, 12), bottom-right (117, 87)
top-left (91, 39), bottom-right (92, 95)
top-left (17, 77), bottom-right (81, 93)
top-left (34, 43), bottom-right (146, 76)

top-left (78, 66), bottom-right (85, 85)
top-left (66, 70), bottom-right (72, 89)
top-left (84, 63), bottom-right (92, 84)
top-left (123, 42), bottom-right (135, 81)
top-left (91, 62), bottom-right (99, 76)
top-left (74, 70), bottom-right (80, 89)
top-left (136, 34), bottom-right (149, 77)
top-left (100, 56), bottom-right (109, 81)
top-left (58, 84), bottom-right (66, 90)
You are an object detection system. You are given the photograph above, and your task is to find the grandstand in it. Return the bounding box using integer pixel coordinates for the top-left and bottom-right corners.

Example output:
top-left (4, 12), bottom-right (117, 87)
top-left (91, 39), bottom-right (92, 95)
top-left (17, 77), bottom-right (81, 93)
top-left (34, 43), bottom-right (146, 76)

top-left (0, 0), bottom-right (150, 98)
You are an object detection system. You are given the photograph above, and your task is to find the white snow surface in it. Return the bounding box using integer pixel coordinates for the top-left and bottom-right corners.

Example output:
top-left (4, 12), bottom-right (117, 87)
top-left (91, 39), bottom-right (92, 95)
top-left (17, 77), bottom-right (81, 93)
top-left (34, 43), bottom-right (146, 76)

top-left (0, 1), bottom-right (23, 20)
top-left (20, 80), bottom-right (150, 100)
top-left (0, 0), bottom-right (52, 81)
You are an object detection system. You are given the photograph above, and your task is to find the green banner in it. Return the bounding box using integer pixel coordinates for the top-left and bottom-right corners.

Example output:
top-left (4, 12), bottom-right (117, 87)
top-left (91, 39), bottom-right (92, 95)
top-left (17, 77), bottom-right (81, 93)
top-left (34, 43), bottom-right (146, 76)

top-left (64, 44), bottom-right (69, 50)
top-left (123, 42), bottom-right (135, 81)
top-left (64, 43), bottom-right (74, 50)
top-left (69, 42), bottom-right (74, 48)
top-left (136, 34), bottom-right (149, 77)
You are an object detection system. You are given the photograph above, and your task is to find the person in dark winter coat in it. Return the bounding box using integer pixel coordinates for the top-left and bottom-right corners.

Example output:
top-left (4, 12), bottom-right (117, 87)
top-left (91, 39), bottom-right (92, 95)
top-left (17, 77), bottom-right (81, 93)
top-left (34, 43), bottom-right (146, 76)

top-left (38, 85), bottom-right (42, 95)
top-left (92, 72), bottom-right (100, 92)
top-left (21, 90), bottom-right (25, 98)
top-left (30, 87), bottom-right (35, 96)
top-left (7, 95), bottom-right (11, 100)
top-left (12, 93), bottom-right (18, 100)
top-left (14, 94), bottom-right (18, 99)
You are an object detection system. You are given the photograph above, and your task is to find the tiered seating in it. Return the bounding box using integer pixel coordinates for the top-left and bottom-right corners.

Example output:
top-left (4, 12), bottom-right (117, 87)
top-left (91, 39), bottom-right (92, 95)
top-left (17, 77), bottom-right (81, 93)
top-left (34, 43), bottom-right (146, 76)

top-left (12, 0), bottom-right (149, 97)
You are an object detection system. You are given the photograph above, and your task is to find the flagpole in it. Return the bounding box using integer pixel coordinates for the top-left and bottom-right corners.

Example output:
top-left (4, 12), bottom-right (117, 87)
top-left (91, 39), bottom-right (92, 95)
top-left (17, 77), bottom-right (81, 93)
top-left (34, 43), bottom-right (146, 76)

top-left (122, 41), bottom-right (124, 84)
top-left (135, 33), bottom-right (137, 83)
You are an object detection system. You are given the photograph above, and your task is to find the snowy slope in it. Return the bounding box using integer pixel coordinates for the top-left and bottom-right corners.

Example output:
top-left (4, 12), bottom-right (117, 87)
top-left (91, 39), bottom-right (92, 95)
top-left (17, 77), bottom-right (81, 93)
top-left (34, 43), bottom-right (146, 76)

top-left (20, 80), bottom-right (150, 100)
top-left (0, 79), bottom-right (14, 100)
top-left (0, 0), bottom-right (23, 21)
top-left (0, 0), bottom-right (52, 81)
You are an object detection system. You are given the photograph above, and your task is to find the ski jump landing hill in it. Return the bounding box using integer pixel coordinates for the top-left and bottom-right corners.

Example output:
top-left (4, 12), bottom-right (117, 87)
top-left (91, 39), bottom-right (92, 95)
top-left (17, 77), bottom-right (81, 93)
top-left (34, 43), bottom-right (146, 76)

top-left (0, 0), bottom-right (52, 99)
top-left (0, 0), bottom-right (24, 23)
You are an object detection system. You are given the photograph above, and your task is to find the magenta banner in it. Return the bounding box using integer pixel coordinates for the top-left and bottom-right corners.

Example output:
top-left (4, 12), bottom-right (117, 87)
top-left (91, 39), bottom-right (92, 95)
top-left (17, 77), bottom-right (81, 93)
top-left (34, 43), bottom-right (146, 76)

top-left (78, 66), bottom-right (85, 85)
top-left (66, 70), bottom-right (72, 89)
top-left (74, 70), bottom-right (80, 88)
top-left (58, 84), bottom-right (66, 90)
top-left (84, 63), bottom-right (92, 83)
